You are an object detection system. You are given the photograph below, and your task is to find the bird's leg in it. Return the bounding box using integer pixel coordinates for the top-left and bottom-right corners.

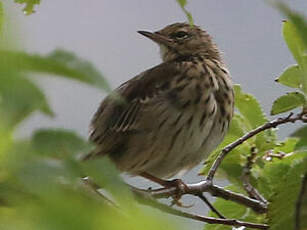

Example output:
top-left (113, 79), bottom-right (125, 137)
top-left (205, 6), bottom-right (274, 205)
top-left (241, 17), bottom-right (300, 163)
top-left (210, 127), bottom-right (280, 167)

top-left (140, 172), bottom-right (191, 207)
top-left (140, 172), bottom-right (187, 189)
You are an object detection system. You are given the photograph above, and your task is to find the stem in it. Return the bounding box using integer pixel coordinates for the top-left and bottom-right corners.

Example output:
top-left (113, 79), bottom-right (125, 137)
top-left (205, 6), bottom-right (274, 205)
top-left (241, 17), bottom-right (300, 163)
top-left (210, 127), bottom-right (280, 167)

top-left (206, 112), bottom-right (306, 181)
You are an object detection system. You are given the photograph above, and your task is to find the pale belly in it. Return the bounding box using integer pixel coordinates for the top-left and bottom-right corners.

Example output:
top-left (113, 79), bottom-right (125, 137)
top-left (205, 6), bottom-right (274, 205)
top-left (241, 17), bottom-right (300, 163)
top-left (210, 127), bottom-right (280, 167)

top-left (145, 106), bottom-right (227, 178)
top-left (119, 96), bottom-right (229, 178)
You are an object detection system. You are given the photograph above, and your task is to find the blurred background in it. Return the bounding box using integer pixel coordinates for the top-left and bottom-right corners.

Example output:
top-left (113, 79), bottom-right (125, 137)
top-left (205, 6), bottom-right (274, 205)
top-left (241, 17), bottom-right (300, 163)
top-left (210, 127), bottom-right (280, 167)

top-left (3, 1), bottom-right (307, 229)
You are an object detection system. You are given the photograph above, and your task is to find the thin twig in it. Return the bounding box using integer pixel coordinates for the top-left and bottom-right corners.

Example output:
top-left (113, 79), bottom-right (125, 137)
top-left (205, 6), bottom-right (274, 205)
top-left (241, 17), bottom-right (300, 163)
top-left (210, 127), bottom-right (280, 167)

top-left (133, 190), bottom-right (269, 229)
top-left (263, 150), bottom-right (289, 161)
top-left (209, 185), bottom-right (267, 213)
top-left (82, 177), bottom-right (119, 208)
top-left (242, 147), bottom-right (267, 204)
top-left (198, 193), bottom-right (226, 219)
top-left (206, 112), bottom-right (307, 181)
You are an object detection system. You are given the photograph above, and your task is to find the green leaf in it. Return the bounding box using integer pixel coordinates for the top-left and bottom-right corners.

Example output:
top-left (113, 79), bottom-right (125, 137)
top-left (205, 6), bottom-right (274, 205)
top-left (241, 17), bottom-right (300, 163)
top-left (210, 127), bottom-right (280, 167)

top-left (14, 0), bottom-right (40, 15)
top-left (275, 65), bottom-right (303, 89)
top-left (176, 0), bottom-right (187, 7)
top-left (0, 49), bottom-right (111, 92)
top-left (278, 4), bottom-right (307, 50)
top-left (282, 20), bottom-right (307, 94)
top-left (81, 158), bottom-right (134, 204)
top-left (291, 126), bottom-right (307, 150)
top-left (282, 20), bottom-right (306, 68)
top-left (32, 129), bottom-right (92, 158)
top-left (274, 138), bottom-right (299, 153)
top-left (297, 175), bottom-right (307, 230)
top-left (258, 152), bottom-right (307, 230)
top-left (234, 85), bottom-right (268, 128)
top-left (0, 72), bottom-right (54, 129)
top-left (4, 141), bottom-right (179, 230)
top-left (301, 56), bottom-right (307, 99)
top-left (271, 92), bottom-right (305, 115)
top-left (234, 85), bottom-right (276, 152)
top-left (176, 0), bottom-right (194, 25)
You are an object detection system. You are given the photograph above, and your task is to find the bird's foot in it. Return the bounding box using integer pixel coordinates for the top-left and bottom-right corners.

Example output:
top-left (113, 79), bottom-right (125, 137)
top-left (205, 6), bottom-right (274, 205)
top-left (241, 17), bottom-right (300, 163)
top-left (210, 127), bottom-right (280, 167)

top-left (153, 178), bottom-right (192, 208)
top-left (170, 194), bottom-right (194, 208)
top-left (140, 172), bottom-right (192, 207)
top-left (141, 172), bottom-right (188, 192)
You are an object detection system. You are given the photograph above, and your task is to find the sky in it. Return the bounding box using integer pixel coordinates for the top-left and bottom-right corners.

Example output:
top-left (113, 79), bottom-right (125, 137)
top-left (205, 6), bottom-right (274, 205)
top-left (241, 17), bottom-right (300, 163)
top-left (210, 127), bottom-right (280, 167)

top-left (3, 0), bottom-right (307, 229)
top-left (5, 0), bottom-right (307, 138)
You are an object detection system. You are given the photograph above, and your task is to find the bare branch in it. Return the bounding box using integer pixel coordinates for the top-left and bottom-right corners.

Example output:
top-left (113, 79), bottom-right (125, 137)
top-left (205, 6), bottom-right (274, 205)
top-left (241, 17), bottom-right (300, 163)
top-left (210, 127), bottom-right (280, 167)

top-left (206, 112), bottom-right (307, 181)
top-left (133, 190), bottom-right (269, 229)
top-left (197, 193), bottom-right (226, 219)
top-left (131, 182), bottom-right (267, 213)
top-left (242, 147), bottom-right (267, 204)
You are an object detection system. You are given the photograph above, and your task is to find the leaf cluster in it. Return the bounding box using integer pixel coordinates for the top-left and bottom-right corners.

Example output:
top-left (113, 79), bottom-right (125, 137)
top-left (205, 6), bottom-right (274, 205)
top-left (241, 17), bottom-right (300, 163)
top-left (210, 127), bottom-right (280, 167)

top-left (202, 5), bottom-right (307, 229)
top-left (272, 4), bottom-right (307, 115)
top-left (0, 5), bottom-right (178, 230)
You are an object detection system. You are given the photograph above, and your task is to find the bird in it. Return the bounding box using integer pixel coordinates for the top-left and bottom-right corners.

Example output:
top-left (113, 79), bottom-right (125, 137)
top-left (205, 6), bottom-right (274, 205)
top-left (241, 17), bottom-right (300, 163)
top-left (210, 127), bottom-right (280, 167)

top-left (84, 22), bottom-right (234, 187)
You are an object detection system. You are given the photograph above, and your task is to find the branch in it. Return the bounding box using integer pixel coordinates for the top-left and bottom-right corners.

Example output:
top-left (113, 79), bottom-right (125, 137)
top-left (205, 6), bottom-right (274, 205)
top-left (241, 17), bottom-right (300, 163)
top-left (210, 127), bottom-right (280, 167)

top-left (197, 193), bottom-right (226, 219)
top-left (132, 182), bottom-right (267, 213)
top-left (81, 180), bottom-right (268, 229)
top-left (133, 190), bottom-right (269, 229)
top-left (206, 112), bottom-right (307, 181)
top-left (242, 147), bottom-right (267, 204)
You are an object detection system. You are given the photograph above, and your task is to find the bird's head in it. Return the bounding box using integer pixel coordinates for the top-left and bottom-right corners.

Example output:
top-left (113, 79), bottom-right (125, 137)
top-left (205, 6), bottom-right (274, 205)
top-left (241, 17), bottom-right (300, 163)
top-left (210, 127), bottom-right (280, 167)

top-left (138, 22), bottom-right (220, 62)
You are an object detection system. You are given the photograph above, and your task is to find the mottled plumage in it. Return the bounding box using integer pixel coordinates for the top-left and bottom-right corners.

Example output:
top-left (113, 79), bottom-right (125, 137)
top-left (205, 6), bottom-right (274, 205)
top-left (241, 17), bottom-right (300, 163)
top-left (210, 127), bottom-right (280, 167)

top-left (86, 23), bottom-right (234, 179)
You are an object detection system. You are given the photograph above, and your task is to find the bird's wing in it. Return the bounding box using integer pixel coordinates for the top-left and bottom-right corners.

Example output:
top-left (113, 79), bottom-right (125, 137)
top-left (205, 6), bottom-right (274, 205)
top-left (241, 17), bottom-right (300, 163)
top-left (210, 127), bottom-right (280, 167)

top-left (87, 61), bottom-right (180, 158)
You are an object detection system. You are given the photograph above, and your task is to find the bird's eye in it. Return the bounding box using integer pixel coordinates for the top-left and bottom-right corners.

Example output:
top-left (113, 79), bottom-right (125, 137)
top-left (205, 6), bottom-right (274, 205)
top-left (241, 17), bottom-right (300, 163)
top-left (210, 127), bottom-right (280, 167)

top-left (171, 31), bottom-right (189, 39)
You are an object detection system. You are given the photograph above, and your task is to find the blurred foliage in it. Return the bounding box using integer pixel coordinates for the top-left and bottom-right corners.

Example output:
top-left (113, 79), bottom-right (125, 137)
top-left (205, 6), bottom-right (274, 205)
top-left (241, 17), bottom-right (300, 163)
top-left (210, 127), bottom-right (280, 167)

top-left (1, 49), bottom-right (111, 91)
top-left (31, 128), bottom-right (93, 158)
top-left (14, 0), bottom-right (40, 15)
top-left (0, 48), bottom-right (111, 131)
top-left (5, 1), bottom-right (307, 230)
top-left (0, 3), bottom-right (178, 230)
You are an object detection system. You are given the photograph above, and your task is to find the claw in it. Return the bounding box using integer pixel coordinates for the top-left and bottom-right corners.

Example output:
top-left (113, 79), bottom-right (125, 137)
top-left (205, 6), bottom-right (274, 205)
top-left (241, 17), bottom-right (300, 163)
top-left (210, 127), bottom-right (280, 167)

top-left (141, 172), bottom-right (192, 208)
top-left (169, 193), bottom-right (194, 208)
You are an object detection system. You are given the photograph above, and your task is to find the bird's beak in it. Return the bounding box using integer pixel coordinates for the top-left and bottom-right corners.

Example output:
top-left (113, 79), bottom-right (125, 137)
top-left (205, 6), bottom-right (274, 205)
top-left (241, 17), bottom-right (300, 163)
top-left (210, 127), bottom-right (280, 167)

top-left (138, 31), bottom-right (173, 47)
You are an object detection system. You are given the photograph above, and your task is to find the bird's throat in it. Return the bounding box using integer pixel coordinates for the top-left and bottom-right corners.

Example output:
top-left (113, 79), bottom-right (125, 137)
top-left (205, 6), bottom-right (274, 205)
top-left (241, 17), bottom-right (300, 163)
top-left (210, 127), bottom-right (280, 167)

top-left (159, 45), bottom-right (178, 62)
